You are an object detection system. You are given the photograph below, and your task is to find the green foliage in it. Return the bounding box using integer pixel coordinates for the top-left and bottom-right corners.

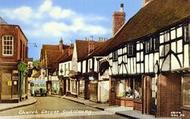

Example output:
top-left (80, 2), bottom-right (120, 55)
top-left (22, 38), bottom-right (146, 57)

top-left (33, 60), bottom-right (41, 69)
top-left (18, 62), bottom-right (27, 72)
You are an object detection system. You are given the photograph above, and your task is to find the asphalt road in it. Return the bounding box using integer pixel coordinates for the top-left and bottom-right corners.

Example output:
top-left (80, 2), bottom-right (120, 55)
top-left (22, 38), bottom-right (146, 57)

top-left (0, 96), bottom-right (128, 119)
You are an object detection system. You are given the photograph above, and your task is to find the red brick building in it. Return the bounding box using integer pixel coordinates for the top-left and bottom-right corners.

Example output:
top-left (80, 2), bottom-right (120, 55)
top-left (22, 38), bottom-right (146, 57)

top-left (0, 19), bottom-right (28, 102)
top-left (40, 39), bottom-right (71, 95)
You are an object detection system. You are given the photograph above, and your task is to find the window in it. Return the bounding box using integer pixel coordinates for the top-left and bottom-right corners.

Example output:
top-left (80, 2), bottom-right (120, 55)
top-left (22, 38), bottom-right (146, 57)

top-left (145, 40), bottom-right (150, 53)
top-left (182, 76), bottom-right (190, 107)
top-left (68, 63), bottom-right (70, 71)
top-left (127, 43), bottom-right (136, 56)
top-left (153, 37), bottom-right (159, 51)
top-left (164, 31), bottom-right (170, 42)
top-left (112, 51), bottom-right (118, 61)
top-left (88, 59), bottom-right (92, 71)
top-left (145, 36), bottom-right (159, 53)
top-left (64, 64), bottom-right (66, 75)
top-left (184, 23), bottom-right (190, 42)
top-left (2, 35), bottom-right (14, 56)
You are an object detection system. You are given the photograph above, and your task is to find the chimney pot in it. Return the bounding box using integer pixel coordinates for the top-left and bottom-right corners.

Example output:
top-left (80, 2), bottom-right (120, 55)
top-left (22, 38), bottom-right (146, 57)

top-left (112, 3), bottom-right (126, 36)
top-left (120, 3), bottom-right (124, 12)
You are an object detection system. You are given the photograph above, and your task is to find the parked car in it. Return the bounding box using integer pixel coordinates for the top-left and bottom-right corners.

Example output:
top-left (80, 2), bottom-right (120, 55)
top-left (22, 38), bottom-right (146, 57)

top-left (30, 79), bottom-right (47, 97)
top-left (34, 88), bottom-right (47, 96)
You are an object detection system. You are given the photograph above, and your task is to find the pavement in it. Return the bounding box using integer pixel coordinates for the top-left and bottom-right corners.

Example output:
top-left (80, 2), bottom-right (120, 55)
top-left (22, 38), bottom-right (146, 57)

top-left (52, 95), bottom-right (178, 119)
top-left (0, 97), bottom-right (37, 112)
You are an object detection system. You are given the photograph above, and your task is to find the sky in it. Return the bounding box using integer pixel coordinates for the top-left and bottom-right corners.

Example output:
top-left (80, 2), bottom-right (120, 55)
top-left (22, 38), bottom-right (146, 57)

top-left (0, 0), bottom-right (142, 59)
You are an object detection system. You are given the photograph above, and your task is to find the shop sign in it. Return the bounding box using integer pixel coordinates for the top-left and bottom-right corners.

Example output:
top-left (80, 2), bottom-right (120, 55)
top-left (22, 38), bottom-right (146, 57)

top-left (8, 81), bottom-right (12, 86)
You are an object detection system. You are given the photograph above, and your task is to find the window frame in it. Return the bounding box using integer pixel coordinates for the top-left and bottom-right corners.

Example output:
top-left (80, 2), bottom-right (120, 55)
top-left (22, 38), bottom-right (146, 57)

top-left (112, 51), bottom-right (118, 61)
top-left (145, 36), bottom-right (159, 54)
top-left (127, 43), bottom-right (136, 57)
top-left (2, 35), bottom-right (14, 56)
top-left (184, 22), bottom-right (190, 43)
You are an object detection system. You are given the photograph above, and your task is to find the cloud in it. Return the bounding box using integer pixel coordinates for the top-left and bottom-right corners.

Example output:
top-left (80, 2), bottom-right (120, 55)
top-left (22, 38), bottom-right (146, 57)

top-left (0, 6), bottom-right (33, 23)
top-left (0, 0), bottom-right (110, 41)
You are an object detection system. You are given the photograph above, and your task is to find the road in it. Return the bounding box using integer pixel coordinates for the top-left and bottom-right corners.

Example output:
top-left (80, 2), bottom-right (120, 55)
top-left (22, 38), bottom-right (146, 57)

top-left (0, 96), bottom-right (128, 119)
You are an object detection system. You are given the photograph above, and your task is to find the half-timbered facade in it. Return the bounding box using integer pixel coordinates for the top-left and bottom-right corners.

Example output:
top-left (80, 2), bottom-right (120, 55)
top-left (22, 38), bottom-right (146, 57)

top-left (80, 40), bottom-right (110, 102)
top-left (107, 0), bottom-right (190, 117)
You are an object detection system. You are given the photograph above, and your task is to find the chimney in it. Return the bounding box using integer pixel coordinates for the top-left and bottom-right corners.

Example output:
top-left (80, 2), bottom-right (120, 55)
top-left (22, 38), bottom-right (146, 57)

top-left (143, 0), bottom-right (153, 6)
top-left (88, 41), bottom-right (95, 54)
top-left (68, 44), bottom-right (73, 56)
top-left (112, 3), bottom-right (125, 36)
top-left (59, 38), bottom-right (63, 52)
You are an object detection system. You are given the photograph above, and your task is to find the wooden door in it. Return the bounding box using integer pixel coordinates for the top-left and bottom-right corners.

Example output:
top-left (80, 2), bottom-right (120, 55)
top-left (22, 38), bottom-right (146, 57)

top-left (143, 76), bottom-right (151, 114)
top-left (109, 78), bottom-right (116, 105)
top-left (1, 73), bottom-right (12, 100)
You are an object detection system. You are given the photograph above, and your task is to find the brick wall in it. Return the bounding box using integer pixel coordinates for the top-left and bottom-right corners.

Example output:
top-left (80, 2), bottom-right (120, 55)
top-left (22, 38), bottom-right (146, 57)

top-left (0, 25), bottom-right (28, 64)
top-left (157, 73), bottom-right (181, 117)
top-left (112, 11), bottom-right (125, 35)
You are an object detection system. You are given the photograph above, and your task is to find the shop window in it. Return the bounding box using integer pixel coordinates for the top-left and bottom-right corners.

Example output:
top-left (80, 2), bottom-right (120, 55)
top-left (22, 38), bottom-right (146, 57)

top-left (116, 79), bottom-right (134, 99)
top-left (134, 79), bottom-right (142, 100)
top-left (71, 80), bottom-right (77, 94)
top-left (116, 80), bottom-right (125, 97)
top-left (125, 79), bottom-right (134, 98)
top-left (2, 35), bottom-right (14, 56)
top-left (182, 77), bottom-right (190, 107)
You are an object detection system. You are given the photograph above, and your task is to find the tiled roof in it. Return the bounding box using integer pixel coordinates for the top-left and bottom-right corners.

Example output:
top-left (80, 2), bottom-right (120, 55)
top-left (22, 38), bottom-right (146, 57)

top-left (107, 0), bottom-right (190, 53)
top-left (75, 40), bottom-right (105, 61)
top-left (56, 47), bottom-right (73, 63)
top-left (87, 39), bottom-right (112, 57)
top-left (40, 43), bottom-right (70, 73)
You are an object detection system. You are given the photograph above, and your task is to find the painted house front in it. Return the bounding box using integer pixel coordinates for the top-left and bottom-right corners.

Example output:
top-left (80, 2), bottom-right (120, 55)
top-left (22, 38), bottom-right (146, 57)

top-left (107, 0), bottom-right (190, 118)
top-left (58, 46), bottom-right (73, 96)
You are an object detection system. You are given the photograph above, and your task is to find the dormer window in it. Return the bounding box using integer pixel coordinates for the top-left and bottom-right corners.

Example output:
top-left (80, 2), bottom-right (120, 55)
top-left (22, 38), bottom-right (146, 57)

top-left (2, 35), bottom-right (14, 56)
